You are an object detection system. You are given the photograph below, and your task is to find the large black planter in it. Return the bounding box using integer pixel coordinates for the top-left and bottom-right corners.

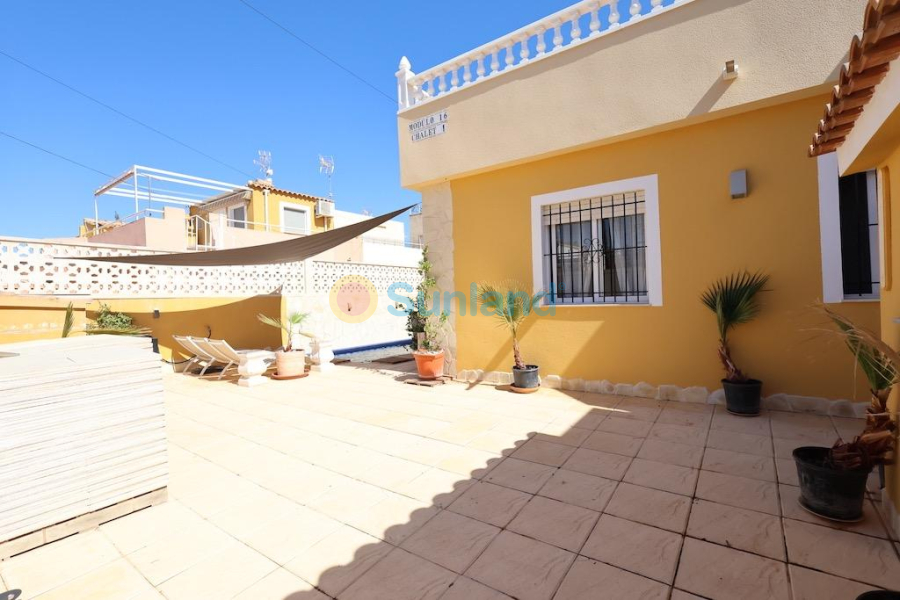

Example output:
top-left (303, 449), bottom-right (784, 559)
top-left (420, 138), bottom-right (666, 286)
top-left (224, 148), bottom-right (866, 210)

top-left (857, 592), bottom-right (900, 600)
top-left (512, 365), bottom-right (540, 389)
top-left (794, 446), bottom-right (870, 522)
top-left (722, 378), bottom-right (763, 416)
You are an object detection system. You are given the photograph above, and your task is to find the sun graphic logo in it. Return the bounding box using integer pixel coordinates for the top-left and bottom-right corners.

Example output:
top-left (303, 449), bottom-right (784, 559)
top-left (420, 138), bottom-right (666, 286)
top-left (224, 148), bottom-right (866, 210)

top-left (329, 274), bottom-right (378, 323)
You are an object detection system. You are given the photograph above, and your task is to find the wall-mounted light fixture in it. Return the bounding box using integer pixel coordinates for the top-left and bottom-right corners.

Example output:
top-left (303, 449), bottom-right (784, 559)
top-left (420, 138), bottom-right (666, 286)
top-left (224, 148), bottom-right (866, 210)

top-left (153, 309), bottom-right (160, 319)
top-left (723, 60), bottom-right (739, 81)
top-left (730, 169), bottom-right (748, 199)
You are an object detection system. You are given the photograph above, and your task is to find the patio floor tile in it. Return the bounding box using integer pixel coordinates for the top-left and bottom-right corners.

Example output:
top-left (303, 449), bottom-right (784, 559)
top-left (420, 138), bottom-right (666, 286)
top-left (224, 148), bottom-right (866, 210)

top-left (686, 499), bottom-right (785, 560)
top-left (554, 557), bottom-right (669, 600)
top-left (674, 538), bottom-right (790, 600)
top-left (562, 447), bottom-right (632, 480)
top-left (637, 439), bottom-right (703, 468)
top-left (788, 565), bottom-right (879, 600)
top-left (604, 482), bottom-right (691, 532)
top-left (156, 541), bottom-right (276, 600)
top-left (581, 514), bottom-right (682, 583)
top-left (283, 524), bottom-right (392, 597)
top-left (774, 457), bottom-right (799, 485)
top-left (580, 430), bottom-right (643, 457)
top-left (440, 576), bottom-right (514, 600)
top-left (507, 496), bottom-right (599, 552)
top-left (484, 457), bottom-right (557, 493)
top-left (647, 422), bottom-right (708, 447)
top-left (706, 429), bottom-right (773, 457)
top-left (239, 504), bottom-right (342, 564)
top-left (534, 423), bottom-right (592, 447)
top-left (537, 469), bottom-right (618, 512)
top-left (344, 493), bottom-right (441, 545)
top-left (783, 519), bottom-right (900, 589)
top-left (341, 548), bottom-right (456, 600)
top-left (396, 468), bottom-right (475, 508)
top-left (710, 408), bottom-right (771, 436)
top-left (466, 531), bottom-right (575, 600)
top-left (127, 517), bottom-right (233, 585)
top-left (401, 510), bottom-right (500, 573)
top-left (31, 558), bottom-right (153, 600)
top-left (622, 458), bottom-right (698, 496)
top-left (596, 415), bottom-right (653, 438)
top-left (447, 481), bottom-right (531, 527)
top-left (701, 448), bottom-right (776, 482)
top-left (695, 471), bottom-right (780, 515)
top-left (511, 439), bottom-right (577, 467)
top-left (233, 568), bottom-right (329, 600)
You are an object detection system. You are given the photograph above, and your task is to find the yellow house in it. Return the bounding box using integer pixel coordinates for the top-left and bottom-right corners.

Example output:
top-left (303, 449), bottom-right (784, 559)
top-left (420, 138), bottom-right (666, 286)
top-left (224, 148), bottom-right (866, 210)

top-left (396, 0), bottom-right (878, 402)
top-left (807, 0), bottom-right (900, 542)
top-left (191, 179), bottom-right (334, 239)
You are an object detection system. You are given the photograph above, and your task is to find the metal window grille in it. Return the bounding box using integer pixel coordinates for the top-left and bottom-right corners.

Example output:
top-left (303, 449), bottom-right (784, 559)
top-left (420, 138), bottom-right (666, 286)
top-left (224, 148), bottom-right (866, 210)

top-left (838, 172), bottom-right (879, 298)
top-left (541, 191), bottom-right (648, 304)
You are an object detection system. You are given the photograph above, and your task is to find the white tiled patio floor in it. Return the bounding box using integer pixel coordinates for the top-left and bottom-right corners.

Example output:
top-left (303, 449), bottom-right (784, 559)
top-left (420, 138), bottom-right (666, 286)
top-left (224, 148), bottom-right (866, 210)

top-left (3, 363), bottom-right (900, 600)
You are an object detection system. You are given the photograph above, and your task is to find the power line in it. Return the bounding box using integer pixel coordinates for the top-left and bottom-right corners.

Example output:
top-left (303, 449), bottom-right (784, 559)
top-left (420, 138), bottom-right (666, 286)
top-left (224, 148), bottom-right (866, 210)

top-left (236, 0), bottom-right (395, 105)
top-left (0, 131), bottom-right (113, 178)
top-left (0, 49), bottom-right (254, 178)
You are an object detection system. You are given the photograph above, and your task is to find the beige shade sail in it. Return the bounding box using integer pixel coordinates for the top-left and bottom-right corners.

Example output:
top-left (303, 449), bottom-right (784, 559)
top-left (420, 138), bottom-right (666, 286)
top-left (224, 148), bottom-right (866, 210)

top-left (73, 205), bottom-right (416, 266)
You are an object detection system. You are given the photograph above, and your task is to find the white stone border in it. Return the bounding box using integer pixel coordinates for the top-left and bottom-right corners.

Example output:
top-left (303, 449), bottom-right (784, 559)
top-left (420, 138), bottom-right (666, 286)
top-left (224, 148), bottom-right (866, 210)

top-left (454, 369), bottom-right (868, 418)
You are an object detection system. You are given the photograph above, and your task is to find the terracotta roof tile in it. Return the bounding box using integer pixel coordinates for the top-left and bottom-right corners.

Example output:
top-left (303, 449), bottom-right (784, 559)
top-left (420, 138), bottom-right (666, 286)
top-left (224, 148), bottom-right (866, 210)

top-left (809, 0), bottom-right (900, 157)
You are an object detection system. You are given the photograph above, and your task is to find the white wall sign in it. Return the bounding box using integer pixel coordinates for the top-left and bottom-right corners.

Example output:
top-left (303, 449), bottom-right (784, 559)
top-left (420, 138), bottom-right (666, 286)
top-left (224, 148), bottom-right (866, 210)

top-left (409, 110), bottom-right (448, 142)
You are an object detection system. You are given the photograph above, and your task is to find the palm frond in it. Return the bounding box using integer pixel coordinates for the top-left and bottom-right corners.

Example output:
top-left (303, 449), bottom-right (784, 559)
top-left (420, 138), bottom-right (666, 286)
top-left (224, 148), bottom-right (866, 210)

top-left (85, 326), bottom-right (151, 336)
top-left (477, 281), bottom-right (545, 369)
top-left (61, 302), bottom-right (75, 338)
top-left (825, 306), bottom-right (899, 393)
top-left (701, 271), bottom-right (769, 341)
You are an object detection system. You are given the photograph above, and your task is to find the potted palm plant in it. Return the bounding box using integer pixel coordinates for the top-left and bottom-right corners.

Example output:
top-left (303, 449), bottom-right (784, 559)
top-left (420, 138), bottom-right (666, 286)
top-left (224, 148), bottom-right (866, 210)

top-left (478, 282), bottom-right (546, 392)
top-left (701, 272), bottom-right (769, 416)
top-left (258, 311), bottom-right (310, 378)
top-left (793, 308), bottom-right (897, 522)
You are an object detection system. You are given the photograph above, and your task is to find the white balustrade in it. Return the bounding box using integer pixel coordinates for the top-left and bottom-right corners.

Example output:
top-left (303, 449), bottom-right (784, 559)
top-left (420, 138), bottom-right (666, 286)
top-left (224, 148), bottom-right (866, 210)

top-left (397, 0), bottom-right (688, 110)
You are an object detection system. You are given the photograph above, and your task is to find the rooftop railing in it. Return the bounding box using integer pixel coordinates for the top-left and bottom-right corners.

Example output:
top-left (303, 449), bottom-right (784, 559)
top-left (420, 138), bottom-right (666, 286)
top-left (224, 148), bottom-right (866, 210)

top-left (397, 0), bottom-right (689, 111)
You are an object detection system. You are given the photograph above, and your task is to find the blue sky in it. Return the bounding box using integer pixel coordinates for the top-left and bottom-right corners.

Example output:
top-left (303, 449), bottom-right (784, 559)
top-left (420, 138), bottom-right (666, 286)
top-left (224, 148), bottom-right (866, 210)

top-left (1, 0), bottom-right (637, 238)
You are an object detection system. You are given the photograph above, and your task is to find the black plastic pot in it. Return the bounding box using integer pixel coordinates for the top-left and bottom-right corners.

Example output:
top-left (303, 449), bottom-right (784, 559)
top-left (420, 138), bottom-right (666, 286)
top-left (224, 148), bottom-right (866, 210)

top-left (512, 365), bottom-right (540, 389)
top-left (857, 592), bottom-right (900, 600)
top-left (722, 379), bottom-right (763, 416)
top-left (793, 446), bottom-right (870, 522)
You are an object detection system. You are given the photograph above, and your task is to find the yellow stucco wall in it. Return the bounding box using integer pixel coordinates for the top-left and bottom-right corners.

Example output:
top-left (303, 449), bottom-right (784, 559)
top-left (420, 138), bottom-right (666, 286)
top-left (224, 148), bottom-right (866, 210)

top-left (875, 146), bottom-right (900, 522)
top-left (247, 188), bottom-right (329, 234)
top-left (451, 94), bottom-right (878, 399)
top-left (0, 296), bottom-right (283, 361)
top-left (99, 296), bottom-right (283, 361)
top-left (0, 297), bottom-right (88, 344)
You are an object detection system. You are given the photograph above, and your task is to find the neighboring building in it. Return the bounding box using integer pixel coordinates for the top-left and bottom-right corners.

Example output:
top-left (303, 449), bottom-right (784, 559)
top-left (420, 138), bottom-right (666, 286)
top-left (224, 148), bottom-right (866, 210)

top-left (396, 0), bottom-right (876, 399)
top-left (807, 0), bottom-right (900, 541)
top-left (76, 166), bottom-right (420, 266)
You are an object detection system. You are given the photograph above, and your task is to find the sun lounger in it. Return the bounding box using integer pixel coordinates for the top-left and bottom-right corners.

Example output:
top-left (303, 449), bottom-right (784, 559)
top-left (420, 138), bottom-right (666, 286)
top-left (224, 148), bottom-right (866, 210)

top-left (173, 335), bottom-right (219, 376)
top-left (195, 338), bottom-right (275, 383)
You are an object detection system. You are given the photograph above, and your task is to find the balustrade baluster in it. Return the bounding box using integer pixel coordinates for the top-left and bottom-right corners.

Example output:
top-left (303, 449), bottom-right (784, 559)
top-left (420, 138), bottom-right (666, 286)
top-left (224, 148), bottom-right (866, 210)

top-left (438, 70), bottom-right (447, 93)
top-left (536, 27), bottom-right (547, 55)
top-left (490, 49), bottom-right (500, 74)
top-left (651, 0), bottom-right (662, 10)
top-left (463, 60), bottom-right (472, 85)
top-left (609, 2), bottom-right (620, 27)
top-left (520, 35), bottom-right (531, 61)
top-left (505, 42), bottom-right (515, 68)
top-left (589, 2), bottom-right (601, 35)
top-left (553, 21), bottom-right (563, 49)
top-left (450, 65), bottom-right (459, 90)
top-left (630, 1), bottom-right (642, 17)
top-left (571, 12), bottom-right (582, 41)
top-left (476, 54), bottom-right (486, 78)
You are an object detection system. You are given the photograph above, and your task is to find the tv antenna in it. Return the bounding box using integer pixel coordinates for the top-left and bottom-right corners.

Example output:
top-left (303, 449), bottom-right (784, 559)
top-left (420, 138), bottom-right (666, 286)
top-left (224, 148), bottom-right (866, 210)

top-left (318, 155), bottom-right (335, 199)
top-left (254, 150), bottom-right (273, 181)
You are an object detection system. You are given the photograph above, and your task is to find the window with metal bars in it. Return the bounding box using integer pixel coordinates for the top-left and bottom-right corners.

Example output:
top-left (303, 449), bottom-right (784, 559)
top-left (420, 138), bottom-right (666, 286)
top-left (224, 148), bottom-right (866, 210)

top-left (541, 191), bottom-right (647, 304)
top-left (838, 171), bottom-right (879, 298)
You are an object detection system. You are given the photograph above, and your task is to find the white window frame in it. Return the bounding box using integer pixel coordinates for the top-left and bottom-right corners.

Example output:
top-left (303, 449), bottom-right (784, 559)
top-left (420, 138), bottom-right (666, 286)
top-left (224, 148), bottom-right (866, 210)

top-left (817, 153), bottom-right (880, 303)
top-left (531, 174), bottom-right (662, 306)
top-left (280, 202), bottom-right (311, 235)
top-left (227, 204), bottom-right (247, 229)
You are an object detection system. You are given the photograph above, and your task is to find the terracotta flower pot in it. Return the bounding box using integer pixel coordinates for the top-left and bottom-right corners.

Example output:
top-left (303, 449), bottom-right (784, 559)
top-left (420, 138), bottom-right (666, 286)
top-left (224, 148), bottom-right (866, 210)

top-left (413, 350), bottom-right (444, 380)
top-left (275, 349), bottom-right (306, 377)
